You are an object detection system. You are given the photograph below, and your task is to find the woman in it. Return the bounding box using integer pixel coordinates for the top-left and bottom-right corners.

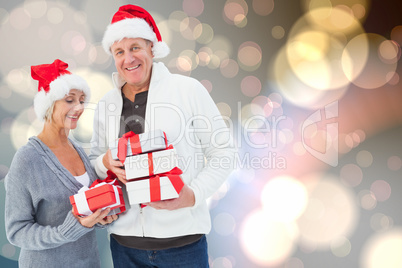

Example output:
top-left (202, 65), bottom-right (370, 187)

top-left (4, 59), bottom-right (117, 267)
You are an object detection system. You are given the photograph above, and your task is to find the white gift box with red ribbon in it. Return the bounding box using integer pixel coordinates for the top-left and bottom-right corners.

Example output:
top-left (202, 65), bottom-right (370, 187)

top-left (124, 147), bottom-right (179, 180)
top-left (111, 130), bottom-right (169, 160)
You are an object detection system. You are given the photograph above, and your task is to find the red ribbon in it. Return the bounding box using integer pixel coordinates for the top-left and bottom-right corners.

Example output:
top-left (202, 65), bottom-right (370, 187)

top-left (148, 153), bottom-right (154, 176)
top-left (117, 131), bottom-right (142, 164)
top-left (149, 168), bottom-right (184, 202)
top-left (90, 170), bottom-right (120, 188)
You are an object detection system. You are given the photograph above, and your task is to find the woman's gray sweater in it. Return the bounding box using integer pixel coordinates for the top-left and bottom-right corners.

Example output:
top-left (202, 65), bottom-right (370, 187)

top-left (4, 136), bottom-right (101, 267)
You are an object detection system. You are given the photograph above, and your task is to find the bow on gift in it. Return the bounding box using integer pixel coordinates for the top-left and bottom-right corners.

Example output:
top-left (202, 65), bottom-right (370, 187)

top-left (90, 170), bottom-right (120, 188)
top-left (118, 131), bottom-right (141, 164)
top-left (141, 167), bottom-right (184, 208)
top-left (117, 131), bottom-right (169, 164)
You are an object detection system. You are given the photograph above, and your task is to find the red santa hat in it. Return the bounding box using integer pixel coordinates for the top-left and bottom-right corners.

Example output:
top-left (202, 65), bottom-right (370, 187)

top-left (31, 59), bottom-right (91, 121)
top-left (102, 4), bottom-right (170, 58)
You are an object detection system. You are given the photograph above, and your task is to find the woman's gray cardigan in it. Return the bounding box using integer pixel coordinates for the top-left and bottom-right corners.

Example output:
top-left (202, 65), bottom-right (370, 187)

top-left (4, 136), bottom-right (101, 267)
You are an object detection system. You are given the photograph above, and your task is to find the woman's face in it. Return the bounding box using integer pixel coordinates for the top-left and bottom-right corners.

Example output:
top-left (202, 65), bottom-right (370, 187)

top-left (51, 89), bottom-right (86, 130)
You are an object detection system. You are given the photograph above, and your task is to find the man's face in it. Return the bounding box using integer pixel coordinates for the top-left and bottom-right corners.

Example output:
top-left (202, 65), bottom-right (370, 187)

top-left (111, 37), bottom-right (154, 91)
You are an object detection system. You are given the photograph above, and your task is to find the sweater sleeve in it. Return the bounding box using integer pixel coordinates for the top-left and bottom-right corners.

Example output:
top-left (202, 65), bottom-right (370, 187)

top-left (4, 151), bottom-right (94, 250)
top-left (186, 79), bottom-right (237, 207)
top-left (88, 97), bottom-right (109, 179)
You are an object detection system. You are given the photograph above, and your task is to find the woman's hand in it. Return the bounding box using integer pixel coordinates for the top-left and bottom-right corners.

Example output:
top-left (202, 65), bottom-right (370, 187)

top-left (73, 208), bottom-right (118, 228)
top-left (103, 150), bottom-right (127, 184)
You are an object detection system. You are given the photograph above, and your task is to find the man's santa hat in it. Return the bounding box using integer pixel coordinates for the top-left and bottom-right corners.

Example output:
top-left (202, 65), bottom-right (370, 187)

top-left (102, 4), bottom-right (170, 58)
top-left (31, 59), bottom-right (91, 121)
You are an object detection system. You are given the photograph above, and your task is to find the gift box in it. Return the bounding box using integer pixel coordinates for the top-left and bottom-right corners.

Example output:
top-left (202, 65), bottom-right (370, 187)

top-left (111, 130), bottom-right (169, 162)
top-left (69, 176), bottom-right (125, 216)
top-left (126, 172), bottom-right (184, 205)
top-left (125, 147), bottom-right (179, 180)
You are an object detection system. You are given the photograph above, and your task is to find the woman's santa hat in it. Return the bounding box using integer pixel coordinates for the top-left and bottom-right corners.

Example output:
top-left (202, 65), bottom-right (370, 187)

top-left (102, 4), bottom-right (170, 58)
top-left (31, 59), bottom-right (91, 121)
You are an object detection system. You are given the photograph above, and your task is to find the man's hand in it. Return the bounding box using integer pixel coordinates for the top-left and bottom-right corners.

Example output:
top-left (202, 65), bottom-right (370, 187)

top-left (103, 149), bottom-right (127, 184)
top-left (143, 184), bottom-right (195, 210)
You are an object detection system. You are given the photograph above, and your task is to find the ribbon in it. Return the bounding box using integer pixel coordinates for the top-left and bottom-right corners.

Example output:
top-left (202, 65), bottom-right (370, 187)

top-left (117, 131), bottom-right (142, 164)
top-left (142, 167), bottom-right (184, 205)
top-left (72, 170), bottom-right (124, 216)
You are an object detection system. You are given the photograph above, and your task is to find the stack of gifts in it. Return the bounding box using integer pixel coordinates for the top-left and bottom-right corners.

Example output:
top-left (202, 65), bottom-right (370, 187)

top-left (70, 171), bottom-right (126, 216)
top-left (113, 130), bottom-right (184, 205)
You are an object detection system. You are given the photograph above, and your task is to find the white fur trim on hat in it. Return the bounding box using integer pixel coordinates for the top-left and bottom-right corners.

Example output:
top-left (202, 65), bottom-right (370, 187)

top-left (34, 74), bottom-right (91, 121)
top-left (102, 18), bottom-right (170, 58)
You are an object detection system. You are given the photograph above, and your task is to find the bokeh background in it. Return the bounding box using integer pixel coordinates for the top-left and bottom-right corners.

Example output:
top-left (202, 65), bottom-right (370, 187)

top-left (1, 0), bottom-right (402, 267)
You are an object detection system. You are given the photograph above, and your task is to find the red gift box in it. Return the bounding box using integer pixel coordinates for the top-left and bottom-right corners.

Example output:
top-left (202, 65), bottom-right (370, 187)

top-left (70, 172), bottom-right (126, 216)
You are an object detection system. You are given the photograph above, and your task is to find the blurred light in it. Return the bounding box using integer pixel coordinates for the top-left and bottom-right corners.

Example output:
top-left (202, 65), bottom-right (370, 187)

top-left (213, 212), bottom-right (236, 236)
top-left (390, 25), bottom-right (402, 47)
top-left (351, 4), bottom-right (367, 19)
top-left (284, 257), bottom-right (305, 268)
top-left (387, 156), bottom-right (402, 171)
top-left (38, 25), bottom-right (53, 40)
top-left (211, 257), bottom-right (233, 268)
top-left (340, 164), bottom-right (363, 187)
top-left (238, 41), bottom-right (262, 71)
top-left (180, 17), bottom-right (201, 40)
top-left (233, 167), bottom-right (255, 184)
top-left (370, 180), bottom-right (391, 202)
top-left (47, 7), bottom-right (63, 24)
top-left (358, 190), bottom-right (377, 210)
top-left (216, 102), bottom-right (232, 117)
top-left (261, 175), bottom-right (308, 222)
top-left (9, 7), bottom-right (31, 30)
top-left (198, 46), bottom-right (213, 66)
top-left (356, 150), bottom-right (373, 168)
top-left (200, 79), bottom-right (213, 93)
top-left (270, 46), bottom-right (348, 109)
top-left (305, 7), bottom-right (363, 35)
top-left (343, 33), bottom-right (398, 89)
top-left (360, 228), bottom-right (402, 268)
top-left (378, 40), bottom-right (400, 64)
top-left (183, 0), bottom-right (204, 17)
top-left (302, 0), bottom-right (332, 12)
top-left (370, 213), bottom-right (393, 232)
top-left (240, 76), bottom-right (261, 97)
top-left (0, 8), bottom-right (9, 25)
top-left (252, 0), bottom-right (274, 16)
top-left (293, 141), bottom-right (307, 156)
top-left (286, 30), bottom-right (351, 90)
top-left (297, 174), bottom-right (358, 249)
top-left (220, 59), bottom-right (239, 78)
top-left (168, 10), bottom-right (188, 32)
top-left (73, 10), bottom-right (87, 25)
top-left (251, 96), bottom-right (271, 116)
top-left (272, 25), bottom-right (285, 39)
top-left (208, 35), bottom-right (233, 59)
top-left (240, 209), bottom-right (297, 266)
top-left (1, 243), bottom-right (16, 258)
top-left (240, 103), bottom-right (266, 129)
top-left (331, 236), bottom-right (352, 257)
top-left (195, 23), bottom-right (214, 44)
top-left (223, 0), bottom-right (248, 26)
top-left (24, 0), bottom-right (47, 19)
top-left (1, 117), bottom-right (14, 134)
top-left (10, 107), bottom-right (43, 150)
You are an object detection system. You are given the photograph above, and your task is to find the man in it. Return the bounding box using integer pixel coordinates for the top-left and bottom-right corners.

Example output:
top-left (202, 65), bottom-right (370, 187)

top-left (89, 4), bottom-right (236, 267)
